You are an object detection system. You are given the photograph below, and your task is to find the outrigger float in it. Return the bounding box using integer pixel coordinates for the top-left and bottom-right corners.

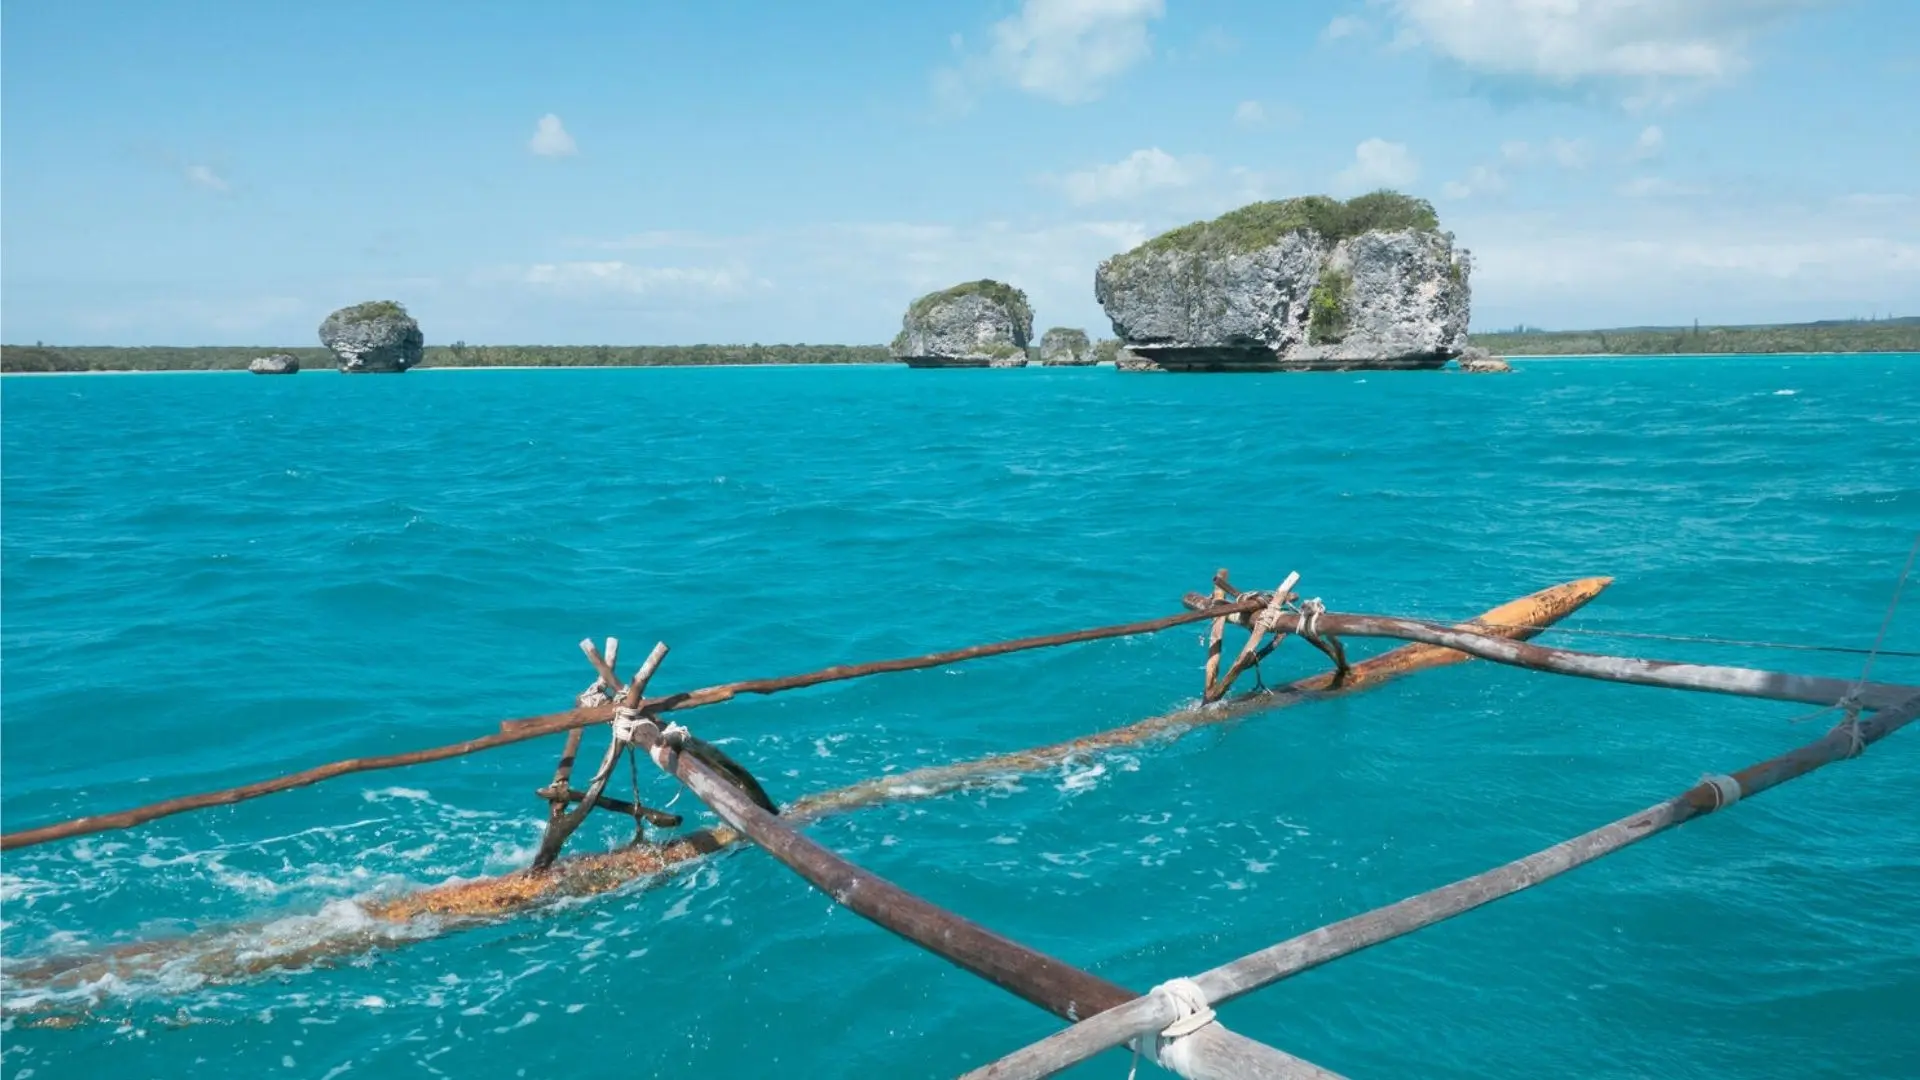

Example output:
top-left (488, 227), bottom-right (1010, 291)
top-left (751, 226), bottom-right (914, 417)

top-left (4, 569), bottom-right (1917, 1078)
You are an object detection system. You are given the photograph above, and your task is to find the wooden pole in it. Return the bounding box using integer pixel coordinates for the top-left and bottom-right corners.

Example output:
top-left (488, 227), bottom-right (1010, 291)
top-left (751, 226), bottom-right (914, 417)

top-left (1202, 572), bottom-right (1229, 696)
top-left (1206, 573), bottom-right (1298, 703)
top-left (0, 578), bottom-right (1609, 1000)
top-left (0, 600), bottom-right (1267, 852)
top-left (536, 785), bottom-right (681, 828)
top-left (963, 694), bottom-right (1920, 1080)
top-left (1296, 612), bottom-right (1913, 710)
top-left (639, 719), bottom-right (1343, 1080)
top-left (530, 643), bottom-right (668, 871)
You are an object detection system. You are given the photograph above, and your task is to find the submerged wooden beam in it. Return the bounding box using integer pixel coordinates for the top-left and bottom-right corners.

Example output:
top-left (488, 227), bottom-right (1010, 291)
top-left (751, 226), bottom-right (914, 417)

top-left (0, 599), bottom-right (1272, 852)
top-left (965, 693), bottom-right (1920, 1080)
top-left (0, 578), bottom-right (1609, 1004)
top-left (640, 718), bottom-right (1343, 1080)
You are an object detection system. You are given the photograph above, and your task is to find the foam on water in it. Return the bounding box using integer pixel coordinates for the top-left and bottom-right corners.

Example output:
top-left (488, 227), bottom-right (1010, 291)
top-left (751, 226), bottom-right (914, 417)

top-left (2, 358), bottom-right (1918, 1078)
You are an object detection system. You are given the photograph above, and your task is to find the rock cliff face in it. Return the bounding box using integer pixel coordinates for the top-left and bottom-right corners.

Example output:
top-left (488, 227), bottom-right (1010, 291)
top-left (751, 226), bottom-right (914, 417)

top-left (248, 352), bottom-right (300, 375)
top-left (890, 281), bottom-right (1033, 368)
top-left (1037, 327), bottom-right (1094, 366)
top-left (319, 301), bottom-right (424, 373)
top-left (1094, 193), bottom-right (1470, 372)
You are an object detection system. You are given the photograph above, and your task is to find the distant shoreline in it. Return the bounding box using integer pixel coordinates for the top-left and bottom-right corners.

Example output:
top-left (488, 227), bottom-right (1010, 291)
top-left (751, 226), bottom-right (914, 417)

top-left (6, 351), bottom-right (1917, 376)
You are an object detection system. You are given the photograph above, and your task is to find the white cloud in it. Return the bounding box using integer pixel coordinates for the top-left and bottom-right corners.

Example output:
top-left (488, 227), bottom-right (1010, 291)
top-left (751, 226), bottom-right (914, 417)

top-left (528, 114), bottom-right (578, 157)
top-left (1457, 197), bottom-right (1920, 328)
top-left (1443, 165), bottom-right (1508, 201)
top-left (1234, 100), bottom-right (1266, 127)
top-left (942, 0), bottom-right (1165, 106)
top-left (1631, 124), bottom-right (1665, 159)
top-left (1323, 15), bottom-right (1369, 41)
top-left (1386, 0), bottom-right (1825, 103)
top-left (1617, 176), bottom-right (1708, 198)
top-left (1050, 148), bottom-right (1210, 205)
top-left (1334, 138), bottom-right (1420, 193)
top-left (518, 261), bottom-right (748, 295)
top-left (1447, 136), bottom-right (1589, 200)
top-left (1500, 137), bottom-right (1592, 169)
top-left (184, 164), bottom-right (229, 192)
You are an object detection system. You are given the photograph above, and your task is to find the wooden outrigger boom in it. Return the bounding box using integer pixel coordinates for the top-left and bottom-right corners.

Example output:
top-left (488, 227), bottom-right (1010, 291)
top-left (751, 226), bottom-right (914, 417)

top-left (6, 567), bottom-right (1915, 1080)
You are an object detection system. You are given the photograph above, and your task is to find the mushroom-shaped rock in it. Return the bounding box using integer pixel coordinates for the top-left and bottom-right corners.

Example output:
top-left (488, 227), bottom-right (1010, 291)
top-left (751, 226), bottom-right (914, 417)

top-left (247, 352), bottom-right (300, 375)
top-left (319, 301), bottom-right (424, 374)
top-left (1456, 346), bottom-right (1513, 373)
top-left (1095, 192), bottom-right (1470, 372)
top-left (1037, 327), bottom-right (1094, 366)
top-left (890, 280), bottom-right (1033, 368)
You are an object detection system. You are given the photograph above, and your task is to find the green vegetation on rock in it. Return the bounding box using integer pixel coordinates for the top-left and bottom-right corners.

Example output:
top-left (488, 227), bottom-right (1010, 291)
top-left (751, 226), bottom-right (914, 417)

top-left (1113, 190), bottom-right (1440, 269)
top-left (334, 300), bottom-right (410, 324)
top-left (1091, 338), bottom-right (1122, 364)
top-left (903, 279), bottom-right (1034, 339)
top-left (1308, 270), bottom-right (1351, 344)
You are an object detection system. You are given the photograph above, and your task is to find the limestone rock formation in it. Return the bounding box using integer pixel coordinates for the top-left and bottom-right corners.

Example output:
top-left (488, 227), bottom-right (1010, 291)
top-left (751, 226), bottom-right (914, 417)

top-left (1037, 327), bottom-right (1094, 366)
top-left (1091, 338), bottom-right (1123, 365)
top-left (248, 352), bottom-right (300, 375)
top-left (1457, 346), bottom-right (1513, 373)
top-left (319, 301), bottom-right (424, 373)
top-left (890, 280), bottom-right (1033, 368)
top-left (1094, 192), bottom-right (1470, 372)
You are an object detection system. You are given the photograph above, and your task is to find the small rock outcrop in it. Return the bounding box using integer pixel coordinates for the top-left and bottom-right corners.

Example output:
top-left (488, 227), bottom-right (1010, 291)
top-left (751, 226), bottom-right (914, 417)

top-left (1037, 327), bottom-right (1094, 366)
top-left (248, 352), bottom-right (300, 375)
top-left (1091, 338), bottom-right (1123, 365)
top-left (1094, 192), bottom-right (1470, 372)
top-left (319, 301), bottom-right (424, 373)
top-left (890, 280), bottom-right (1033, 368)
top-left (1456, 346), bottom-right (1513, 373)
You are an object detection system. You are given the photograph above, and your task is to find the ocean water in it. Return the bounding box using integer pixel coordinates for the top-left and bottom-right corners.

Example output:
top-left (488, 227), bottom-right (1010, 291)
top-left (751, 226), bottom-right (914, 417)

top-left (2, 357), bottom-right (1917, 1079)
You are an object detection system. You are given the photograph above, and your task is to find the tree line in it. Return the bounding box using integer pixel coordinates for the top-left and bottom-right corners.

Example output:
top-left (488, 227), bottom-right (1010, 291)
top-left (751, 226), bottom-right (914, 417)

top-left (0, 343), bottom-right (893, 373)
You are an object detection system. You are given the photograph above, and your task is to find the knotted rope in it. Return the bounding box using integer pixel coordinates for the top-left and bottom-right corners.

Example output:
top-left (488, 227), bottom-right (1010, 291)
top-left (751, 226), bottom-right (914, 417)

top-left (612, 706), bottom-right (656, 745)
top-left (1128, 977), bottom-right (1219, 1078)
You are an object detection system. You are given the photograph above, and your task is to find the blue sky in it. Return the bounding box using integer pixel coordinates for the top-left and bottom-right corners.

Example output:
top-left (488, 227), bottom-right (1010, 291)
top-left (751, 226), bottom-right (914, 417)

top-left (4, 0), bottom-right (1917, 346)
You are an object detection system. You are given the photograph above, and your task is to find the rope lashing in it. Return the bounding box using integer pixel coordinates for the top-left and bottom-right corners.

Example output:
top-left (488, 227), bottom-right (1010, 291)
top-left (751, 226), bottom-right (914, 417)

top-left (1296, 597), bottom-right (1326, 638)
top-left (1126, 977), bottom-right (1219, 1080)
top-left (577, 681), bottom-right (613, 710)
top-left (1253, 589), bottom-right (1291, 634)
top-left (1700, 773), bottom-right (1743, 809)
top-left (1150, 977), bottom-right (1218, 1040)
top-left (1838, 716), bottom-right (1868, 759)
top-left (611, 706), bottom-right (656, 745)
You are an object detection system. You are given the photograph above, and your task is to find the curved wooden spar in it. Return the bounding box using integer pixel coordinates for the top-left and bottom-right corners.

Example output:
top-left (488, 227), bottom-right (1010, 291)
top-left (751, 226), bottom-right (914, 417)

top-left (0, 578), bottom-right (1608, 1005)
top-left (966, 693), bottom-right (1920, 1080)
top-left (0, 600), bottom-right (1271, 852)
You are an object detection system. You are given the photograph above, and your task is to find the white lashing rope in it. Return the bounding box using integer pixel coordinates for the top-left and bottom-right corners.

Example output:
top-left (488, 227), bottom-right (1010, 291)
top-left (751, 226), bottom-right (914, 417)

top-left (1700, 773), bottom-right (1743, 809)
top-left (1128, 977), bottom-right (1219, 1079)
top-left (611, 706), bottom-right (656, 745)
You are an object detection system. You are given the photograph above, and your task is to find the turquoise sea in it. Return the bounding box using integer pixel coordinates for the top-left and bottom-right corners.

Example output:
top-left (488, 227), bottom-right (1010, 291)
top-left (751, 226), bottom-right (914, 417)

top-left (3, 357), bottom-right (1918, 1079)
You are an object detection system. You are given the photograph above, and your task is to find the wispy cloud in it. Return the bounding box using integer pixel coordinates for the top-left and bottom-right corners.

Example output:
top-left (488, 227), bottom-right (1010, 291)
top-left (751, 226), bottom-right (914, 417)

top-left (1631, 125), bottom-right (1666, 160)
top-left (1443, 136), bottom-right (1591, 200)
top-left (1617, 176), bottom-right (1709, 198)
top-left (937, 0), bottom-right (1165, 107)
top-left (1323, 15), bottom-right (1369, 42)
top-left (516, 261), bottom-right (749, 295)
top-left (528, 114), bottom-right (578, 157)
top-left (1046, 147), bottom-right (1209, 205)
top-left (1384, 0), bottom-right (1829, 106)
top-left (1334, 138), bottom-right (1420, 194)
top-left (184, 163), bottom-right (229, 192)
